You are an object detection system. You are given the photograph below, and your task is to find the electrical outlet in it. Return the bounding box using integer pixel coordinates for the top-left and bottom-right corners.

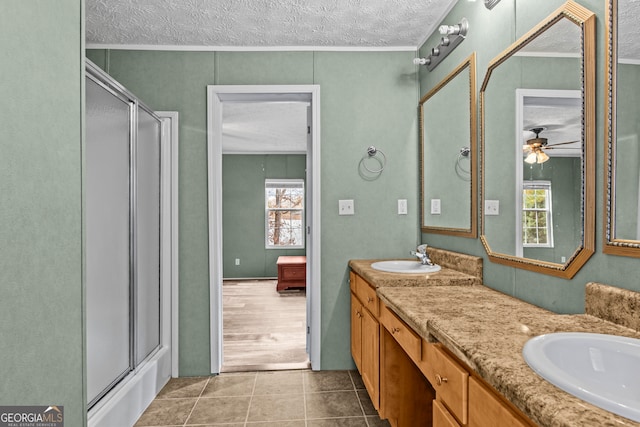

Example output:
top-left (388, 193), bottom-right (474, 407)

top-left (430, 199), bottom-right (441, 215)
top-left (398, 199), bottom-right (408, 215)
top-left (485, 200), bottom-right (500, 215)
top-left (235, 258), bottom-right (240, 265)
top-left (339, 199), bottom-right (354, 215)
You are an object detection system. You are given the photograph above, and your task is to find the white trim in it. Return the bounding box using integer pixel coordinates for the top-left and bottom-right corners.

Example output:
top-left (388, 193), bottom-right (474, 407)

top-left (207, 85), bottom-right (321, 374)
top-left (157, 111), bottom-right (180, 378)
top-left (86, 43), bottom-right (417, 52)
top-left (87, 348), bottom-right (171, 427)
top-left (619, 58), bottom-right (640, 65)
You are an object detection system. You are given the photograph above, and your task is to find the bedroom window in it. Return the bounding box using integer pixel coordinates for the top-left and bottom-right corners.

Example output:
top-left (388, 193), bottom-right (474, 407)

top-left (522, 181), bottom-right (554, 247)
top-left (265, 179), bottom-right (305, 249)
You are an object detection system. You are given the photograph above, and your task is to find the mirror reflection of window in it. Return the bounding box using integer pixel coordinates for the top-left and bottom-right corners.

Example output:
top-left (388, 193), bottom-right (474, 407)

top-left (522, 181), bottom-right (553, 248)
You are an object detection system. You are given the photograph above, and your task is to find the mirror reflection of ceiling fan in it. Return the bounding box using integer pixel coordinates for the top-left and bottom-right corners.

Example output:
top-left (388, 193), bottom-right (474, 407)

top-left (522, 127), bottom-right (579, 164)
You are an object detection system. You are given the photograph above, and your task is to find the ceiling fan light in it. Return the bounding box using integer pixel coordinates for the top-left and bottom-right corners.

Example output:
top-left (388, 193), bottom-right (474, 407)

top-left (524, 152), bottom-right (538, 164)
top-left (537, 150), bottom-right (550, 163)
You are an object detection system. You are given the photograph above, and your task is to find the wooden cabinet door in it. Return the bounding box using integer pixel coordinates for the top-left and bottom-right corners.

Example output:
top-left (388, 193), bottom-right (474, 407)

top-left (468, 377), bottom-right (532, 427)
top-left (361, 307), bottom-right (380, 410)
top-left (351, 293), bottom-right (363, 372)
top-left (433, 400), bottom-right (461, 427)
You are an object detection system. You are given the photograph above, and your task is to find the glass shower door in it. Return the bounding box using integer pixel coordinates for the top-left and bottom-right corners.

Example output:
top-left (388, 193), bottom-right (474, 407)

top-left (85, 76), bottom-right (132, 406)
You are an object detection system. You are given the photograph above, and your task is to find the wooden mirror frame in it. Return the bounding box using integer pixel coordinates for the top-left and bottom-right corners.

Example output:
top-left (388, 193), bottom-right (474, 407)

top-left (420, 53), bottom-right (477, 238)
top-left (603, 0), bottom-right (640, 257)
top-left (479, 1), bottom-right (595, 279)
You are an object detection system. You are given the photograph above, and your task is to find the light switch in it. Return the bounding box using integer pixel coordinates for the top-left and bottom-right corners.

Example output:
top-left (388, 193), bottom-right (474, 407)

top-left (339, 199), bottom-right (354, 215)
top-left (430, 199), bottom-right (441, 215)
top-left (398, 199), bottom-right (408, 215)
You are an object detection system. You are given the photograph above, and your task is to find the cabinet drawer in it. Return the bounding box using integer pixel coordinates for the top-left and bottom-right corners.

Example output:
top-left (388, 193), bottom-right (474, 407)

top-left (468, 377), bottom-right (531, 427)
top-left (379, 302), bottom-right (421, 363)
top-left (281, 265), bottom-right (305, 280)
top-left (354, 274), bottom-right (379, 317)
top-left (425, 343), bottom-right (469, 425)
top-left (433, 399), bottom-right (461, 427)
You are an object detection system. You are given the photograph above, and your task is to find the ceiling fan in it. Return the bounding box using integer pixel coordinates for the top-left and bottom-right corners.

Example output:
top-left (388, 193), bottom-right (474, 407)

top-left (522, 127), bottom-right (579, 164)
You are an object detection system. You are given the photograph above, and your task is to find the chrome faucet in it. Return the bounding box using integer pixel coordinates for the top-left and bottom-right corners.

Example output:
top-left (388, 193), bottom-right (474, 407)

top-left (411, 244), bottom-right (433, 266)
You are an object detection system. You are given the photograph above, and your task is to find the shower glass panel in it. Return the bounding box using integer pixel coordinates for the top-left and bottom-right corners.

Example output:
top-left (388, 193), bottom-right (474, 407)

top-left (86, 76), bottom-right (132, 405)
top-left (135, 106), bottom-right (162, 365)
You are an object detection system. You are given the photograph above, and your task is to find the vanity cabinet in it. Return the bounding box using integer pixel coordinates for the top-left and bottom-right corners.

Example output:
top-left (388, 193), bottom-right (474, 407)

top-left (350, 270), bottom-right (533, 427)
top-left (379, 301), bottom-right (434, 426)
top-left (350, 271), bottom-right (380, 409)
top-left (422, 343), bottom-right (533, 427)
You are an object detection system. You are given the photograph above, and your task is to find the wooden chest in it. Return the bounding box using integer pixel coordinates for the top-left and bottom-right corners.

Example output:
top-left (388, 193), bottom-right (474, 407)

top-left (276, 256), bottom-right (306, 291)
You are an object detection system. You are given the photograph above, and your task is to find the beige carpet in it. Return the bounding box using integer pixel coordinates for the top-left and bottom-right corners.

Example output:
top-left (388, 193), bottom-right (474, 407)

top-left (222, 279), bottom-right (309, 372)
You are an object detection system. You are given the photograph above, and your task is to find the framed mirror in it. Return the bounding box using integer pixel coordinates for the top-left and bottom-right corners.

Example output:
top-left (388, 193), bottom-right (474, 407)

top-left (420, 53), bottom-right (477, 237)
top-left (480, 2), bottom-right (595, 279)
top-left (604, 0), bottom-right (640, 257)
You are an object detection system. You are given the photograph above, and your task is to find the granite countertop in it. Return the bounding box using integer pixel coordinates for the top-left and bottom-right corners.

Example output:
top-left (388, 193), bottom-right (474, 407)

top-left (349, 259), bottom-right (481, 288)
top-left (376, 285), bottom-right (640, 427)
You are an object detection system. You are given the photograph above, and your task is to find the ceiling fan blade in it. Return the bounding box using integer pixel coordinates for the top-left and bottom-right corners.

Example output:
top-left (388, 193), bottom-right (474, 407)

top-left (544, 140), bottom-right (580, 149)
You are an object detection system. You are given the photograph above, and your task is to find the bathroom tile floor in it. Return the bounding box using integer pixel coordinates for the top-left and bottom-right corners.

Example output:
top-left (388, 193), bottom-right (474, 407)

top-left (134, 369), bottom-right (391, 427)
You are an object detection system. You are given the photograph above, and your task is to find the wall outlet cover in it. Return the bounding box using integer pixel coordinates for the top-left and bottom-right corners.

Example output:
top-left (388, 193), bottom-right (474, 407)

top-left (339, 199), bottom-right (355, 215)
top-left (485, 199), bottom-right (500, 215)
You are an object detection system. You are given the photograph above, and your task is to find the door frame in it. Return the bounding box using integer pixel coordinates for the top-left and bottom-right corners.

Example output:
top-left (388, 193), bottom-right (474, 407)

top-left (207, 85), bottom-right (321, 373)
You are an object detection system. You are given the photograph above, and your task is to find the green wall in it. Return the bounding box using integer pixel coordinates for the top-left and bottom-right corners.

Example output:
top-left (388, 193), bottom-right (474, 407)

top-left (1, 1), bottom-right (85, 425)
top-left (420, 0), bottom-right (640, 312)
top-left (222, 154), bottom-right (306, 278)
top-left (88, 50), bottom-right (420, 373)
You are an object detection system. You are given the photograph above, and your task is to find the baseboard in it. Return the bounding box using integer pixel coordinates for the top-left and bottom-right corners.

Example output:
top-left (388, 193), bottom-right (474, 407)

top-left (88, 347), bottom-right (171, 427)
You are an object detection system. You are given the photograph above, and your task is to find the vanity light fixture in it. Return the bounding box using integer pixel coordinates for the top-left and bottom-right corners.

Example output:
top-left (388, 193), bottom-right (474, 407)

top-left (414, 18), bottom-right (469, 72)
top-left (485, 0), bottom-right (501, 9)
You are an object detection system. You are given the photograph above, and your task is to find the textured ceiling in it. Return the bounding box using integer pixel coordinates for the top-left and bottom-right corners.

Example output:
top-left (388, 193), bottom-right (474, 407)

top-left (222, 102), bottom-right (309, 154)
top-left (85, 0), bottom-right (457, 48)
top-left (618, 0), bottom-right (640, 61)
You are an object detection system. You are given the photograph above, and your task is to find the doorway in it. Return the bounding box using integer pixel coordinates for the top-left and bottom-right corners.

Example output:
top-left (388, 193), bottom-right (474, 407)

top-left (207, 85), bottom-right (321, 374)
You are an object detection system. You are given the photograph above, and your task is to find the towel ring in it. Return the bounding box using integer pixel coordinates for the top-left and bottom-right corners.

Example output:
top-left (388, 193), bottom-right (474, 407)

top-left (363, 146), bottom-right (387, 174)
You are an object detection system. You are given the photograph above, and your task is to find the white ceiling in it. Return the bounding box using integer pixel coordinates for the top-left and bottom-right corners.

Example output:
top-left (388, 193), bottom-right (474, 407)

top-left (222, 102), bottom-right (309, 154)
top-left (619, 0), bottom-right (640, 62)
top-left (86, 0), bottom-right (458, 49)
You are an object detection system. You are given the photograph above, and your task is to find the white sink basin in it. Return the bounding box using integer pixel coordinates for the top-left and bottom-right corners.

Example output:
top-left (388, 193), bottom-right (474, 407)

top-left (371, 260), bottom-right (441, 274)
top-left (523, 332), bottom-right (640, 421)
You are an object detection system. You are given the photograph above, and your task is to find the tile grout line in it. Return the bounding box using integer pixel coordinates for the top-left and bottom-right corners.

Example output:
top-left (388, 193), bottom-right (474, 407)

top-left (350, 371), bottom-right (371, 427)
top-left (244, 372), bottom-right (258, 426)
top-left (302, 371), bottom-right (308, 427)
top-left (182, 376), bottom-right (211, 427)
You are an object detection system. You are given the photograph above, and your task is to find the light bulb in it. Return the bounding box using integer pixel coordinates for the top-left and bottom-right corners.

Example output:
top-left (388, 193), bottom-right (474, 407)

top-left (537, 151), bottom-right (550, 163)
top-left (524, 152), bottom-right (537, 164)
